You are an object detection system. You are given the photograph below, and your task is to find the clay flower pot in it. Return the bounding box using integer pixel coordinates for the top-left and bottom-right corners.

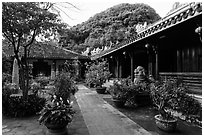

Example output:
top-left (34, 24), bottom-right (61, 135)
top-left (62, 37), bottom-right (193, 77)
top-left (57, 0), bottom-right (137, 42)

top-left (154, 114), bottom-right (177, 132)
top-left (45, 121), bottom-right (68, 135)
top-left (96, 87), bottom-right (106, 94)
top-left (112, 98), bottom-right (126, 108)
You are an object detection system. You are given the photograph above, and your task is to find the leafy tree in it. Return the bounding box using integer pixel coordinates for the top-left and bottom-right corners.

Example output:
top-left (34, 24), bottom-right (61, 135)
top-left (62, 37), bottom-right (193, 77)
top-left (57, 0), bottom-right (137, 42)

top-left (2, 2), bottom-right (66, 100)
top-left (61, 3), bottom-right (161, 53)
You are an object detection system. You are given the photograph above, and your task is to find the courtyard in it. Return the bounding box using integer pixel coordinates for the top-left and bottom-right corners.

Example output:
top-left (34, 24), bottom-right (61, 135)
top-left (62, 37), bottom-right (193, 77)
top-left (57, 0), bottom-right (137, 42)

top-left (2, 82), bottom-right (202, 135)
top-left (2, 2), bottom-right (202, 135)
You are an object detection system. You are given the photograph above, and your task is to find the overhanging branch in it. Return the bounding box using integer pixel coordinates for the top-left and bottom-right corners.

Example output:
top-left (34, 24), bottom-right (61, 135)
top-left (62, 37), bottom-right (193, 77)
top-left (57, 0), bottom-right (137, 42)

top-left (25, 28), bottom-right (38, 47)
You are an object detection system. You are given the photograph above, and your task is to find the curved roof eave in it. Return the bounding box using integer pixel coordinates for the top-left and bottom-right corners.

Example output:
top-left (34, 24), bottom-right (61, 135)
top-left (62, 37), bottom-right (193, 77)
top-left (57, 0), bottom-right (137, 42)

top-left (91, 2), bottom-right (202, 60)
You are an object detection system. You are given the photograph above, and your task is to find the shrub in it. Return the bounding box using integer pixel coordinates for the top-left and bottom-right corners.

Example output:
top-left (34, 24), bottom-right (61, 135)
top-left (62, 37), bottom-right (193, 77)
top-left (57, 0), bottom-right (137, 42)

top-left (35, 76), bottom-right (50, 88)
top-left (38, 94), bottom-right (75, 126)
top-left (150, 79), bottom-right (202, 122)
top-left (108, 81), bottom-right (129, 101)
top-left (108, 77), bottom-right (151, 107)
top-left (85, 60), bottom-right (111, 88)
top-left (53, 72), bottom-right (78, 105)
top-left (2, 73), bottom-right (12, 86)
top-left (2, 93), bottom-right (46, 117)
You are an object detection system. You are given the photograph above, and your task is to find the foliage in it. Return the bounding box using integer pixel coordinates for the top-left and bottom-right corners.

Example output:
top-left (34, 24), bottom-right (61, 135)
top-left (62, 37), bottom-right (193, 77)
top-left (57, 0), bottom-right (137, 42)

top-left (108, 77), bottom-right (151, 107)
top-left (2, 91), bottom-right (46, 117)
top-left (2, 54), bottom-right (12, 74)
top-left (108, 78), bottom-right (131, 101)
top-left (2, 73), bottom-right (12, 87)
top-left (85, 60), bottom-right (111, 87)
top-left (30, 80), bottom-right (41, 95)
top-left (62, 60), bottom-right (81, 82)
top-left (53, 72), bottom-right (78, 104)
top-left (150, 79), bottom-right (201, 121)
top-left (60, 3), bottom-right (161, 53)
top-left (2, 2), bottom-right (67, 99)
top-left (35, 76), bottom-right (50, 88)
top-left (38, 94), bottom-right (75, 126)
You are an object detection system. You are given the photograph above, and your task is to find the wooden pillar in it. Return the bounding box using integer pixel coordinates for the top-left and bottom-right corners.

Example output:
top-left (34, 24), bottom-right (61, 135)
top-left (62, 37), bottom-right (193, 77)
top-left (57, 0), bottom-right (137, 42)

top-left (128, 51), bottom-right (134, 82)
top-left (51, 60), bottom-right (56, 79)
top-left (119, 62), bottom-right (122, 78)
top-left (146, 44), bottom-right (153, 76)
top-left (118, 54), bottom-right (123, 78)
top-left (116, 57), bottom-right (119, 79)
top-left (113, 56), bottom-right (119, 78)
top-left (155, 52), bottom-right (159, 80)
top-left (153, 45), bottom-right (159, 80)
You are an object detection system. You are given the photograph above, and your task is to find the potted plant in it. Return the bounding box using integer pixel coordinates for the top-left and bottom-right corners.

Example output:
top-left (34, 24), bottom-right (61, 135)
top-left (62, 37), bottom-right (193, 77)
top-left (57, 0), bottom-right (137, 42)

top-left (85, 60), bottom-right (111, 94)
top-left (38, 94), bottom-right (74, 134)
top-left (108, 78), bottom-right (131, 107)
top-left (38, 72), bottom-right (78, 134)
top-left (53, 72), bottom-right (78, 105)
top-left (126, 82), bottom-right (152, 107)
top-left (150, 79), bottom-right (201, 132)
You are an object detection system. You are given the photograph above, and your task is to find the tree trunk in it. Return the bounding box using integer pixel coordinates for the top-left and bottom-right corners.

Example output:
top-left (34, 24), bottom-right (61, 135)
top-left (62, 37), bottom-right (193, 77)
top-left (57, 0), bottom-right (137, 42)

top-left (23, 46), bottom-right (29, 100)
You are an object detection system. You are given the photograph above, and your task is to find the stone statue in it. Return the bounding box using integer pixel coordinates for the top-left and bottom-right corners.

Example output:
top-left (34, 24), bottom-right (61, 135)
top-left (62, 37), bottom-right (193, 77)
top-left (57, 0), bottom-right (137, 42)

top-left (134, 66), bottom-right (147, 84)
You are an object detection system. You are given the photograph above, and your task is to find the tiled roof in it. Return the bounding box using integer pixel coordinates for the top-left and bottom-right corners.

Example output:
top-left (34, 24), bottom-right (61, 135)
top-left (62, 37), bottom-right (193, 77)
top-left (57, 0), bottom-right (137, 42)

top-left (3, 41), bottom-right (89, 60)
top-left (91, 2), bottom-right (202, 60)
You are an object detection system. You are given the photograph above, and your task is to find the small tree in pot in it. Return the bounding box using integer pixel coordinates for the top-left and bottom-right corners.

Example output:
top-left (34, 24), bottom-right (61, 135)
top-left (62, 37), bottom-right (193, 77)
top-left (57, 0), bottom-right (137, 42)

top-left (108, 79), bottom-right (130, 107)
top-left (150, 79), bottom-right (201, 132)
top-left (53, 72), bottom-right (78, 105)
top-left (85, 60), bottom-right (111, 94)
top-left (38, 72), bottom-right (78, 134)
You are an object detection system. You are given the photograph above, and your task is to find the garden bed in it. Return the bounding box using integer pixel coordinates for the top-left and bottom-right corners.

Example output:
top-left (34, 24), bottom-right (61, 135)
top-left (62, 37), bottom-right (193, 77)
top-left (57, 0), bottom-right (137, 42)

top-left (102, 96), bottom-right (202, 135)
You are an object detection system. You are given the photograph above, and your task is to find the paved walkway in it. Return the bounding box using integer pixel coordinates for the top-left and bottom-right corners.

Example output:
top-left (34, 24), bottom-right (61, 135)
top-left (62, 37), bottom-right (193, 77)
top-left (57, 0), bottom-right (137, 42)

top-left (2, 84), bottom-right (152, 135)
top-left (75, 84), bottom-right (151, 135)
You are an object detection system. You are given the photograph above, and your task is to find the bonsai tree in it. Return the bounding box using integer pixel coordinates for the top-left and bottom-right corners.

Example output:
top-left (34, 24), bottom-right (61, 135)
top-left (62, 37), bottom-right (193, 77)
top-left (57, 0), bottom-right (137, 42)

top-left (150, 79), bottom-right (201, 132)
top-left (85, 59), bottom-right (111, 88)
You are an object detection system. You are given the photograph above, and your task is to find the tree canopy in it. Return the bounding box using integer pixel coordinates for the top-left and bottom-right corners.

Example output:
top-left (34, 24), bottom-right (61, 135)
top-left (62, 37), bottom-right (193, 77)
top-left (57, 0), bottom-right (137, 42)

top-left (2, 2), bottom-right (67, 99)
top-left (60, 3), bottom-right (161, 53)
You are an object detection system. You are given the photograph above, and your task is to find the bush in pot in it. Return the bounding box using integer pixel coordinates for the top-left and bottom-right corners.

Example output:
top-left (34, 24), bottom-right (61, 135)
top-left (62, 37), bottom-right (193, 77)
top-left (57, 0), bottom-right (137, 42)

top-left (53, 72), bottom-right (78, 105)
top-left (38, 72), bottom-right (77, 134)
top-left (108, 81), bottom-right (129, 107)
top-left (108, 77), bottom-right (152, 108)
top-left (126, 82), bottom-right (152, 107)
top-left (38, 94), bottom-right (74, 134)
top-left (85, 60), bottom-right (111, 93)
top-left (150, 79), bottom-right (201, 132)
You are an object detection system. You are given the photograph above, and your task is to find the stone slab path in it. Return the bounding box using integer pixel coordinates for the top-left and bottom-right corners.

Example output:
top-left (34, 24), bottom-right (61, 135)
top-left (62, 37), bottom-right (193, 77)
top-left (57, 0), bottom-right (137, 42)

top-left (75, 84), bottom-right (151, 135)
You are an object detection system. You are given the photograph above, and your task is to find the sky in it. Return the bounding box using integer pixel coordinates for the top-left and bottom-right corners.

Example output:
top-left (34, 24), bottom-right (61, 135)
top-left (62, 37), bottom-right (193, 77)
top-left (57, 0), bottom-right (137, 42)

top-left (58, 0), bottom-right (177, 27)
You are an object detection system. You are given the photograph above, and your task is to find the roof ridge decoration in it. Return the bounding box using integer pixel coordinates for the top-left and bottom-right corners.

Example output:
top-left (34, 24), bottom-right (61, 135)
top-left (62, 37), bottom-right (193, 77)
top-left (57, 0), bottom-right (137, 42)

top-left (48, 41), bottom-right (89, 59)
top-left (91, 2), bottom-right (202, 60)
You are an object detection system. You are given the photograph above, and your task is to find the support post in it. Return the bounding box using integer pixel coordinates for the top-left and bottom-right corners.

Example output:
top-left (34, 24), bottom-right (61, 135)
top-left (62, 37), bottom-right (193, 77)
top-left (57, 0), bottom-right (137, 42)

top-left (116, 56), bottom-right (119, 79)
top-left (155, 52), bottom-right (159, 80)
top-left (51, 60), bottom-right (56, 79)
top-left (128, 51), bottom-right (134, 82)
top-left (153, 45), bottom-right (159, 80)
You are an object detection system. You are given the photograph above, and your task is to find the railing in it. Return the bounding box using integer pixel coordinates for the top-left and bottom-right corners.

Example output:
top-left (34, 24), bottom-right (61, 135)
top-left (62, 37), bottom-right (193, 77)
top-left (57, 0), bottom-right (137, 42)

top-left (159, 72), bottom-right (202, 95)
